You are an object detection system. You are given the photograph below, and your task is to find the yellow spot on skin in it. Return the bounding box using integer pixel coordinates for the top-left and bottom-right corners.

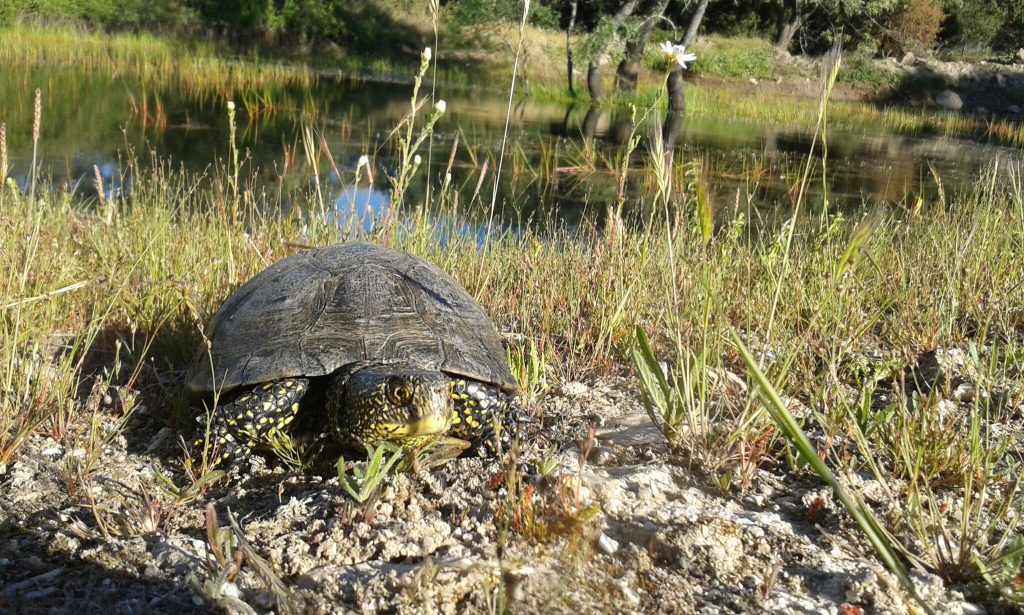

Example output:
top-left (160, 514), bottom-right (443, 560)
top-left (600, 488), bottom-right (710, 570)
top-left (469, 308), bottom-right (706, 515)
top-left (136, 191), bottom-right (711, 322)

top-left (261, 383), bottom-right (273, 391)
top-left (262, 402), bottom-right (273, 411)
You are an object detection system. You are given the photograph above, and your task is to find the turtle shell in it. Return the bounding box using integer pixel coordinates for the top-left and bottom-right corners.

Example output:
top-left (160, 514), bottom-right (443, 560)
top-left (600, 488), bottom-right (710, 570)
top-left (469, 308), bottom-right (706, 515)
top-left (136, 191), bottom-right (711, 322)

top-left (185, 242), bottom-right (517, 396)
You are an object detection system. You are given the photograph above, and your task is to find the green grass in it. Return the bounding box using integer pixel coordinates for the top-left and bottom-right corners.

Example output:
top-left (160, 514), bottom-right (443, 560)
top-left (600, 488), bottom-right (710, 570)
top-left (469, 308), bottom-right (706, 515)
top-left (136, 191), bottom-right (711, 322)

top-left (687, 35), bottom-right (781, 80)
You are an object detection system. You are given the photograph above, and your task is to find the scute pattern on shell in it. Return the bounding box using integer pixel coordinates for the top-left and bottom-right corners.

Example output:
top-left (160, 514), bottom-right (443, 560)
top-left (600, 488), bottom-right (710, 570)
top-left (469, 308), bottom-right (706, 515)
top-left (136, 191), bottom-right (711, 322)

top-left (185, 242), bottom-right (517, 395)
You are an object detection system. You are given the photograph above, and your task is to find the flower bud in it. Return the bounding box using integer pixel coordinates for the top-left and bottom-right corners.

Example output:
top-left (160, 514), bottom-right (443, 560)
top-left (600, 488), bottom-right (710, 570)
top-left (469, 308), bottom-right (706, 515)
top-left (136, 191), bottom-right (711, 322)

top-left (413, 154), bottom-right (422, 166)
top-left (423, 47), bottom-right (432, 62)
top-left (435, 99), bottom-right (447, 114)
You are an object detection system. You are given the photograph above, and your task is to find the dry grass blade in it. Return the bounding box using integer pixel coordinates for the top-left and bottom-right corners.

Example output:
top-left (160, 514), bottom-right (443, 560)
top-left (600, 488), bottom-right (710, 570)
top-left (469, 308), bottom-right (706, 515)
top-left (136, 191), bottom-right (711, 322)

top-left (227, 509), bottom-right (300, 615)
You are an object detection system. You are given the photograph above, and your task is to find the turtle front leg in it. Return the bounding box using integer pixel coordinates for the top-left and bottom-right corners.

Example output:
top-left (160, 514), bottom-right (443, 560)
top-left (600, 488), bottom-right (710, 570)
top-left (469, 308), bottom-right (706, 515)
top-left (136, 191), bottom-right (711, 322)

top-left (192, 378), bottom-right (308, 470)
top-left (449, 379), bottom-right (520, 457)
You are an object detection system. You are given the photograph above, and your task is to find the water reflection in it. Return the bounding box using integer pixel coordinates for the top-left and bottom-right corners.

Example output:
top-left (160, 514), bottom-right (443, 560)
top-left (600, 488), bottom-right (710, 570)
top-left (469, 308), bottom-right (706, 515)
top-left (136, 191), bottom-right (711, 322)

top-left (3, 64), bottom-right (1021, 232)
top-left (333, 185), bottom-right (389, 233)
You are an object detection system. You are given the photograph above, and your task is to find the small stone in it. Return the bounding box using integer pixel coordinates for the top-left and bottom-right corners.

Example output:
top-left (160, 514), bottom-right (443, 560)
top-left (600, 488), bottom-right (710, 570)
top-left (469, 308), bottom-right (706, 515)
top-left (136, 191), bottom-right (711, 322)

top-left (561, 382), bottom-right (588, 398)
top-left (597, 533), bottom-right (620, 555)
top-left (951, 383), bottom-right (975, 402)
top-left (957, 602), bottom-right (986, 615)
top-left (1009, 105), bottom-right (1021, 114)
top-left (901, 52), bottom-right (916, 66)
top-left (619, 580), bottom-right (641, 605)
top-left (586, 446), bottom-right (617, 466)
top-left (221, 582), bottom-right (241, 599)
top-left (1016, 48), bottom-right (1024, 63)
top-left (742, 494), bottom-right (767, 508)
top-left (935, 90), bottom-right (963, 111)
top-left (749, 77), bottom-right (759, 85)
top-left (936, 399), bottom-right (958, 419)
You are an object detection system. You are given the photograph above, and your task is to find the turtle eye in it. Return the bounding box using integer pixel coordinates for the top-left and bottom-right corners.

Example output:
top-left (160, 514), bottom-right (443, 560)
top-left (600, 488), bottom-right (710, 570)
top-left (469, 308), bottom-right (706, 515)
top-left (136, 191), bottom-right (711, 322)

top-left (388, 381), bottom-right (413, 406)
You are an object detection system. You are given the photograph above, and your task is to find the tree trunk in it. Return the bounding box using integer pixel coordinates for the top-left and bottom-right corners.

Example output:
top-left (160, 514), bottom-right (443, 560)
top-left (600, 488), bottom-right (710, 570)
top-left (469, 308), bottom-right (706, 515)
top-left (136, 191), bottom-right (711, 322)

top-left (614, 41), bottom-right (642, 93)
top-left (663, 65), bottom-right (685, 151)
top-left (582, 104), bottom-right (602, 141)
top-left (614, 0), bottom-right (671, 94)
top-left (666, 65), bottom-right (685, 114)
top-left (612, 0), bottom-right (641, 23)
top-left (682, 0), bottom-right (711, 47)
top-left (566, 0), bottom-right (579, 97)
top-left (587, 61), bottom-right (604, 101)
top-left (774, 0), bottom-right (801, 52)
top-left (583, 0), bottom-right (641, 102)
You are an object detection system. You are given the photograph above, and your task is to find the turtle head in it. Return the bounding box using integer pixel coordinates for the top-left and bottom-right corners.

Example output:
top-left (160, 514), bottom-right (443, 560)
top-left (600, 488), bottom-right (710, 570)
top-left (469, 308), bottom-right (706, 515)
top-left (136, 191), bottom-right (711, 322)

top-left (335, 365), bottom-right (452, 447)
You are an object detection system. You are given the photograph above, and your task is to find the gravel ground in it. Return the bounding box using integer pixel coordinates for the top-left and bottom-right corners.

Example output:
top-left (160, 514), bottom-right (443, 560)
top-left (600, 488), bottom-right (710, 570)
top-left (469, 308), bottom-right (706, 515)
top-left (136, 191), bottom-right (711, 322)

top-left (0, 371), bottom-right (998, 614)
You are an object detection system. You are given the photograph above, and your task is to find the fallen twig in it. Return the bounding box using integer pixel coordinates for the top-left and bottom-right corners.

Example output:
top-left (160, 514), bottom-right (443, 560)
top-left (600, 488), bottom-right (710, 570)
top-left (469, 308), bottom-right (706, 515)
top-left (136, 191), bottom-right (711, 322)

top-left (1, 567), bottom-right (65, 596)
top-left (2, 280), bottom-right (89, 310)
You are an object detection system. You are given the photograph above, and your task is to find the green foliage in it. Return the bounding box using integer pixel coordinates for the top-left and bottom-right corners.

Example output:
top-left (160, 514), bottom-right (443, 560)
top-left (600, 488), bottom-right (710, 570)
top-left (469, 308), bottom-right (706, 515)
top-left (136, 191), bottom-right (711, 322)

top-left (944, 0), bottom-right (1006, 51)
top-left (528, 0), bottom-right (561, 30)
top-left (687, 0), bottom-right (775, 39)
top-left (442, 0), bottom-right (522, 28)
top-left (961, 0), bottom-right (1007, 49)
top-left (0, 0), bottom-right (194, 30)
top-left (836, 50), bottom-right (895, 85)
top-left (336, 443), bottom-right (404, 503)
top-left (686, 36), bottom-right (777, 79)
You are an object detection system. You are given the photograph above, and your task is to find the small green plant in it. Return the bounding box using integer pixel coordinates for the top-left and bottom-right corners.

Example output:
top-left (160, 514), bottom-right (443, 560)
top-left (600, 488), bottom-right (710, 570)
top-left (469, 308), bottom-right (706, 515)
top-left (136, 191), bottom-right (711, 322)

top-left (155, 466), bottom-right (225, 506)
top-left (335, 442), bottom-right (405, 503)
top-left (632, 325), bottom-right (771, 489)
top-left (190, 505), bottom-right (298, 615)
top-left (189, 504), bottom-right (248, 613)
top-left (506, 336), bottom-right (551, 403)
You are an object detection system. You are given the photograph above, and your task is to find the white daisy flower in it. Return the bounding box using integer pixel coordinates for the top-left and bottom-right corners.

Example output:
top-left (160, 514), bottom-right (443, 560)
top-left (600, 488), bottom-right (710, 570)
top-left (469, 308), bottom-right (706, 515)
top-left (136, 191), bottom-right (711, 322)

top-left (659, 41), bottom-right (697, 70)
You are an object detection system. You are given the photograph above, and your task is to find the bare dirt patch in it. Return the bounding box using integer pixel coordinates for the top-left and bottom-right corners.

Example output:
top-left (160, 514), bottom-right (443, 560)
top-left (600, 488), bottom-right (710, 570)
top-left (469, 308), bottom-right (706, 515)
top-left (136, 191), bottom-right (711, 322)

top-left (0, 376), bottom-right (989, 614)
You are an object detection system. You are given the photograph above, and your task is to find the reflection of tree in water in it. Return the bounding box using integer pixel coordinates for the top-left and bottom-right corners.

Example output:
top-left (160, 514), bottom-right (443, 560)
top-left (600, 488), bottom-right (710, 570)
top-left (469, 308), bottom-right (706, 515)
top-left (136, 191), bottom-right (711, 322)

top-left (7, 60), bottom-right (1012, 235)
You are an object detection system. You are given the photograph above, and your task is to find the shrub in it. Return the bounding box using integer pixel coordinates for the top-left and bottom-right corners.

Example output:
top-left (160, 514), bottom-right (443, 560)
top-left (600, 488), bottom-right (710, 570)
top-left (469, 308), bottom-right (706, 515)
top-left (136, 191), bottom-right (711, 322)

top-left (887, 0), bottom-right (945, 53)
top-left (945, 0), bottom-right (1005, 52)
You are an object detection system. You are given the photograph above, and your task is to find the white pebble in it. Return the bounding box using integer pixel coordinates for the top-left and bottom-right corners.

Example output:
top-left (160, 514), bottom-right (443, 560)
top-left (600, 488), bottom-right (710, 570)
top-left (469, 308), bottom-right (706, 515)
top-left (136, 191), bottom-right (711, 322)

top-left (597, 532), bottom-right (620, 555)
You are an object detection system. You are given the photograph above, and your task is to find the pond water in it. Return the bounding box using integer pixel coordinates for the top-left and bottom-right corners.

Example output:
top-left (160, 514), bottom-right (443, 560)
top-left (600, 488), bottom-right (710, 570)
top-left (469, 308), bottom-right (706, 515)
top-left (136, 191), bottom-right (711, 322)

top-left (2, 63), bottom-right (1021, 232)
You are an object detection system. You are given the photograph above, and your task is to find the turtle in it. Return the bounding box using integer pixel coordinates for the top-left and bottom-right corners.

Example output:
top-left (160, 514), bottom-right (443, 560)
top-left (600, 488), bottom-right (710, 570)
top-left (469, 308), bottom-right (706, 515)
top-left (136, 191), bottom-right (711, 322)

top-left (185, 242), bottom-right (520, 469)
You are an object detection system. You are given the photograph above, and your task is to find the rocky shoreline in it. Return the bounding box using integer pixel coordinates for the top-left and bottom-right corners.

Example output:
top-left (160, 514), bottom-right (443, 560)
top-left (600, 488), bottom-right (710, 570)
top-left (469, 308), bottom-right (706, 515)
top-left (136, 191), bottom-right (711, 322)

top-left (879, 51), bottom-right (1024, 116)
